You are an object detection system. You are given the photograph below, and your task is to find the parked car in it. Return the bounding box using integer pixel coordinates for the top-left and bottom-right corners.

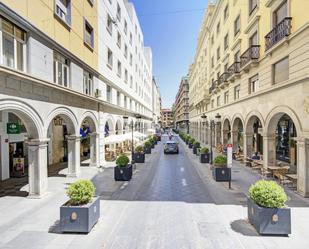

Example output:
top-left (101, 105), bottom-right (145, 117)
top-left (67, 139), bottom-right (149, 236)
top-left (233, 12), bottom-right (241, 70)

top-left (164, 141), bottom-right (179, 154)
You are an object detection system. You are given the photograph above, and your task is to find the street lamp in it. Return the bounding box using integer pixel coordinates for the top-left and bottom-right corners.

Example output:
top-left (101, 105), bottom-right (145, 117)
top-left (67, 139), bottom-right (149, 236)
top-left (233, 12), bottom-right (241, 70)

top-left (187, 121), bottom-right (191, 134)
top-left (201, 114), bottom-right (207, 145)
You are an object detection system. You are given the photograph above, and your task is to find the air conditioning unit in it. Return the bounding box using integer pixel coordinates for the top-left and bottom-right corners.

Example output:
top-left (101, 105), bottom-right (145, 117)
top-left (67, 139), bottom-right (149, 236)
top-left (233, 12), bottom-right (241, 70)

top-left (95, 89), bottom-right (102, 98)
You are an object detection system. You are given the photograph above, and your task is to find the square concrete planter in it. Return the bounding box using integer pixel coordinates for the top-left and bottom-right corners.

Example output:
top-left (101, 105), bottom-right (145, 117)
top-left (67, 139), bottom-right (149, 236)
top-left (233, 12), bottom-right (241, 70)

top-left (133, 153), bottom-right (145, 163)
top-left (193, 146), bottom-right (200, 154)
top-left (212, 166), bottom-right (231, 182)
top-left (60, 196), bottom-right (100, 233)
top-left (188, 143), bottom-right (193, 149)
top-left (151, 143), bottom-right (155, 149)
top-left (185, 140), bottom-right (189, 145)
top-left (200, 153), bottom-right (210, 163)
top-left (114, 164), bottom-right (133, 181)
top-left (144, 147), bottom-right (152, 154)
top-left (247, 197), bottom-right (291, 235)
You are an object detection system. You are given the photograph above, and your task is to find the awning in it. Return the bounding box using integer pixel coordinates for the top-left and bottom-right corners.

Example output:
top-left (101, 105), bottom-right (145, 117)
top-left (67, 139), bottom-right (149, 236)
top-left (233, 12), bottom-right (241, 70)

top-left (105, 133), bottom-right (140, 144)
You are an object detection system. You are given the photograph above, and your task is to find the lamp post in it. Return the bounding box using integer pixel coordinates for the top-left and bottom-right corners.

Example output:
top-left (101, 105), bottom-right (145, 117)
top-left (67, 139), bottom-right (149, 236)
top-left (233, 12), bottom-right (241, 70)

top-left (215, 113), bottom-right (222, 148)
top-left (201, 114), bottom-right (207, 145)
top-left (187, 121), bottom-right (191, 135)
top-left (210, 120), bottom-right (215, 164)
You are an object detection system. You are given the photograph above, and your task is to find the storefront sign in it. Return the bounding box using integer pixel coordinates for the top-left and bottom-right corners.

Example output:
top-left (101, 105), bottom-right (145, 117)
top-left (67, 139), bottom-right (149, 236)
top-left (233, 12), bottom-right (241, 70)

top-left (7, 123), bottom-right (21, 134)
top-left (227, 144), bottom-right (233, 168)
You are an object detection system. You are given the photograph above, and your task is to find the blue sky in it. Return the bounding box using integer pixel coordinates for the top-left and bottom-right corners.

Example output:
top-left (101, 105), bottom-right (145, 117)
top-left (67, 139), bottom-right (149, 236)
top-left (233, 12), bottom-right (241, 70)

top-left (131, 0), bottom-right (209, 108)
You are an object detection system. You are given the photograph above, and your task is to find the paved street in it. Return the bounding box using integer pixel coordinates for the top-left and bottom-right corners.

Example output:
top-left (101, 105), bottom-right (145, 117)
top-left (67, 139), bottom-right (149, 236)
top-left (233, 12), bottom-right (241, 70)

top-left (1, 135), bottom-right (309, 248)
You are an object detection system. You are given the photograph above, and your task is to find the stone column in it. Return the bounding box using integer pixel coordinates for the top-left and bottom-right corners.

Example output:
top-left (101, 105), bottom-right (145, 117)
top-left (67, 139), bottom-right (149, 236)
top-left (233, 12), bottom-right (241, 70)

top-left (231, 131), bottom-right (238, 150)
top-left (67, 135), bottom-right (81, 177)
top-left (27, 139), bottom-right (49, 198)
top-left (222, 130), bottom-right (230, 146)
top-left (263, 135), bottom-right (276, 169)
top-left (243, 133), bottom-right (254, 158)
top-left (296, 138), bottom-right (309, 197)
top-left (90, 133), bottom-right (99, 167)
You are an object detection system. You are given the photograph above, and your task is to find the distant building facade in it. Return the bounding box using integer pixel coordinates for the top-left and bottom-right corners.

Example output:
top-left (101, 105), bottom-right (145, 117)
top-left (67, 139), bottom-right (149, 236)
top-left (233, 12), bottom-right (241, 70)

top-left (174, 76), bottom-right (189, 133)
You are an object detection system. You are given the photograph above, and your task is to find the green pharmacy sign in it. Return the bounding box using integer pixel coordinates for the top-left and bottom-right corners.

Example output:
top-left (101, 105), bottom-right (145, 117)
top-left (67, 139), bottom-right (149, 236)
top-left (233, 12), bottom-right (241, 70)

top-left (7, 123), bottom-right (21, 134)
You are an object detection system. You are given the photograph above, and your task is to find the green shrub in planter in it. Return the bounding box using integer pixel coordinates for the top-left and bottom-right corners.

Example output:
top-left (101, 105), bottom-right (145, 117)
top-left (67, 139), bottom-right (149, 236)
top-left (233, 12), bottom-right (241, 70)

top-left (249, 180), bottom-right (287, 208)
top-left (214, 155), bottom-right (227, 167)
top-left (149, 137), bottom-right (154, 143)
top-left (67, 179), bottom-right (95, 206)
top-left (189, 138), bottom-right (195, 144)
top-left (200, 147), bottom-right (209, 154)
top-left (193, 141), bottom-right (201, 148)
top-left (186, 135), bottom-right (191, 142)
top-left (116, 154), bottom-right (130, 167)
top-left (135, 146), bottom-right (144, 153)
top-left (144, 141), bottom-right (152, 148)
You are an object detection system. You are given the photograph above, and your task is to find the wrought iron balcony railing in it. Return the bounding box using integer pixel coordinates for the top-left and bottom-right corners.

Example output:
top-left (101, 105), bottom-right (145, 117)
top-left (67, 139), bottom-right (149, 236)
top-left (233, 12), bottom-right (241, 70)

top-left (209, 80), bottom-right (217, 94)
top-left (218, 72), bottom-right (230, 86)
top-left (227, 62), bottom-right (240, 77)
top-left (240, 45), bottom-right (260, 68)
top-left (265, 17), bottom-right (292, 51)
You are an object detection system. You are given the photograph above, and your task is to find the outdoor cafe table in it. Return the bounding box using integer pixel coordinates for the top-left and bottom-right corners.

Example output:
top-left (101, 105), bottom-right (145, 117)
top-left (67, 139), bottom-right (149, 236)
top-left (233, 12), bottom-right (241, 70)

top-left (267, 166), bottom-right (290, 178)
top-left (286, 174), bottom-right (298, 187)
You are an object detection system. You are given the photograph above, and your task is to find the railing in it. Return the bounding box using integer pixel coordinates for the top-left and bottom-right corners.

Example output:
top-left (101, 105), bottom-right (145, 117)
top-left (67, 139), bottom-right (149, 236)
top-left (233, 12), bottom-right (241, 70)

top-left (240, 45), bottom-right (260, 68)
top-left (265, 17), bottom-right (292, 51)
top-left (227, 62), bottom-right (240, 77)
top-left (218, 72), bottom-right (230, 85)
top-left (209, 80), bottom-right (218, 94)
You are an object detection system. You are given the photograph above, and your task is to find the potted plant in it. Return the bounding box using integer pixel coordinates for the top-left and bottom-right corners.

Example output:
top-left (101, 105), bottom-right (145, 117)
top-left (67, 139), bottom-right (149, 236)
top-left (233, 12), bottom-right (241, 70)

top-left (133, 145), bottom-right (145, 163)
top-left (193, 141), bottom-right (201, 154)
top-left (188, 138), bottom-right (195, 149)
top-left (114, 154), bottom-right (132, 181)
top-left (248, 180), bottom-right (291, 235)
top-left (185, 135), bottom-right (190, 145)
top-left (149, 137), bottom-right (155, 148)
top-left (60, 179), bottom-right (100, 233)
top-left (152, 135), bottom-right (158, 145)
top-left (144, 141), bottom-right (152, 154)
top-left (200, 147), bottom-right (210, 163)
top-left (212, 155), bottom-right (230, 182)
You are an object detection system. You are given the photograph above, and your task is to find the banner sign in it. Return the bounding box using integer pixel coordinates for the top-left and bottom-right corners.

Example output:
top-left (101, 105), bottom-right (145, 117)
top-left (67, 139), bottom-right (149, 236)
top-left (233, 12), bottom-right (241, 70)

top-left (227, 144), bottom-right (233, 168)
top-left (7, 123), bottom-right (21, 134)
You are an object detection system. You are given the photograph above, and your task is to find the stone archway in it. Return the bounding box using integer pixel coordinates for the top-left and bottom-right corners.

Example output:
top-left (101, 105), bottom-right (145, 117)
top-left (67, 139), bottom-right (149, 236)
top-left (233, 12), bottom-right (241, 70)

top-left (46, 108), bottom-right (79, 177)
top-left (0, 100), bottom-right (47, 197)
top-left (232, 115), bottom-right (244, 152)
top-left (80, 112), bottom-right (99, 167)
top-left (115, 119), bottom-right (123, 135)
top-left (244, 112), bottom-right (264, 158)
top-left (222, 118), bottom-right (231, 146)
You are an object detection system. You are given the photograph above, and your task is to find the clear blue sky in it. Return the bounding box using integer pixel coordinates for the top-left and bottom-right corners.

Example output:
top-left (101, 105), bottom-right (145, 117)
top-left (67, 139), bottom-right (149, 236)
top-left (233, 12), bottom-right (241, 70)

top-left (131, 0), bottom-right (209, 108)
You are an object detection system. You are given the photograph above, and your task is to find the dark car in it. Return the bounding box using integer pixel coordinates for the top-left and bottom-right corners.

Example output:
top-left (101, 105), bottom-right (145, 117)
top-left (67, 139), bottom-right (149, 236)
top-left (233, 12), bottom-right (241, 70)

top-left (164, 141), bottom-right (179, 154)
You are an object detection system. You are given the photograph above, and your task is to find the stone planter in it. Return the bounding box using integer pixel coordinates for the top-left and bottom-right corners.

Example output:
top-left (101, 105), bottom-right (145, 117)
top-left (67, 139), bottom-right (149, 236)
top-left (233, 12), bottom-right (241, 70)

top-left (200, 153), bottom-right (210, 163)
top-left (185, 140), bottom-right (189, 145)
top-left (151, 143), bottom-right (155, 149)
top-left (114, 164), bottom-right (133, 181)
top-left (212, 166), bottom-right (231, 182)
top-left (188, 143), bottom-right (193, 149)
top-left (133, 153), bottom-right (145, 163)
top-left (144, 147), bottom-right (152, 154)
top-left (247, 197), bottom-right (291, 235)
top-left (60, 197), bottom-right (100, 233)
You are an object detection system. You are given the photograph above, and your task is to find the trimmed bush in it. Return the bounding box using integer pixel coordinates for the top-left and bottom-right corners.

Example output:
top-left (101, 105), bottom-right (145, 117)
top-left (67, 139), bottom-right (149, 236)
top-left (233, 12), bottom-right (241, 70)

top-left (144, 141), bottom-right (152, 148)
top-left (152, 135), bottom-right (158, 142)
top-left (193, 141), bottom-right (201, 148)
top-left (214, 155), bottom-right (227, 166)
top-left (189, 138), bottom-right (196, 144)
top-left (67, 179), bottom-right (95, 206)
top-left (116, 154), bottom-right (130, 167)
top-left (186, 136), bottom-right (191, 142)
top-left (149, 137), bottom-right (155, 144)
top-left (200, 147), bottom-right (209, 154)
top-left (135, 146), bottom-right (144, 153)
top-left (249, 180), bottom-right (288, 208)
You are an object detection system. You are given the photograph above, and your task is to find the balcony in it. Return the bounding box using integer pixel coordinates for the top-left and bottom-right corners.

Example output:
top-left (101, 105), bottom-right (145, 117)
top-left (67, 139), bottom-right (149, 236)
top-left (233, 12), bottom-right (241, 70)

top-left (209, 81), bottom-right (217, 95)
top-left (265, 17), bottom-right (292, 51)
top-left (227, 62), bottom-right (240, 82)
top-left (218, 72), bottom-right (230, 88)
top-left (240, 45), bottom-right (260, 71)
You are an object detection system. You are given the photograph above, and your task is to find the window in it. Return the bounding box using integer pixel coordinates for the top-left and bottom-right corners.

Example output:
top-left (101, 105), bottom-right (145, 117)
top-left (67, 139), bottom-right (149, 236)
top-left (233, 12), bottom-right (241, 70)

top-left (124, 44), bottom-right (128, 58)
top-left (107, 14), bottom-right (113, 35)
top-left (211, 99), bottom-right (214, 109)
top-left (84, 19), bottom-right (94, 48)
top-left (55, 0), bottom-right (71, 25)
top-left (83, 71), bottom-right (93, 96)
top-left (273, 57), bottom-right (289, 84)
top-left (273, 1), bottom-right (287, 26)
top-left (211, 57), bottom-right (214, 68)
top-left (130, 75), bottom-right (133, 88)
top-left (117, 60), bottom-right (122, 77)
top-left (224, 33), bottom-right (229, 50)
top-left (224, 5), bottom-right (229, 20)
top-left (124, 69), bottom-right (128, 83)
top-left (129, 32), bottom-right (132, 45)
top-left (249, 0), bottom-right (258, 15)
top-left (117, 3), bottom-right (121, 21)
top-left (217, 47), bottom-right (220, 61)
top-left (249, 31), bottom-right (258, 46)
top-left (211, 36), bottom-right (214, 45)
top-left (234, 15), bottom-right (240, 36)
top-left (117, 91), bottom-right (120, 105)
top-left (124, 20), bottom-right (128, 35)
top-left (1, 18), bottom-right (26, 71)
top-left (53, 52), bottom-right (70, 87)
top-left (106, 85), bottom-right (111, 102)
top-left (249, 74), bottom-right (259, 94)
top-left (107, 48), bottom-right (113, 69)
top-left (234, 85), bottom-right (240, 100)
top-left (130, 53), bottom-right (133, 66)
top-left (217, 96), bottom-right (221, 107)
top-left (217, 22), bottom-right (220, 35)
top-left (234, 50), bottom-right (240, 62)
top-left (224, 91), bottom-right (229, 104)
top-left (117, 32), bottom-right (121, 48)
top-left (124, 96), bottom-right (127, 108)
